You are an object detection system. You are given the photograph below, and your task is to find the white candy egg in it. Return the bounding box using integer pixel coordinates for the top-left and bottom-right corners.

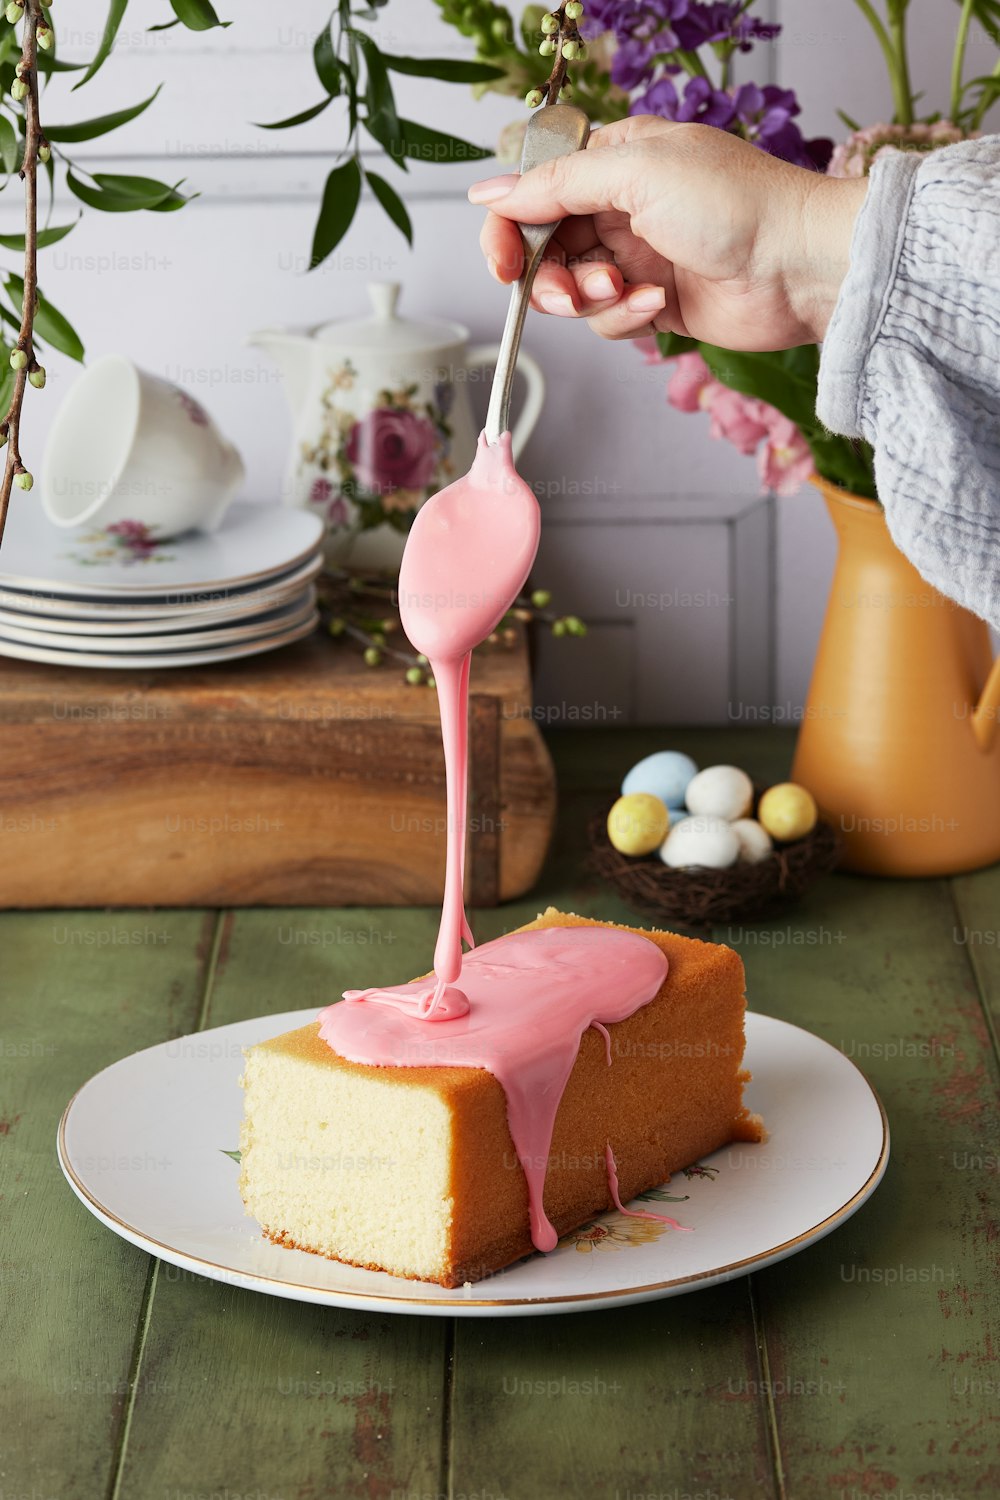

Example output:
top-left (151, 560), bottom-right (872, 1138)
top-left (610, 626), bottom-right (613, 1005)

top-left (731, 818), bottom-right (773, 864)
top-left (659, 815), bottom-right (740, 870)
top-left (685, 764), bottom-right (754, 821)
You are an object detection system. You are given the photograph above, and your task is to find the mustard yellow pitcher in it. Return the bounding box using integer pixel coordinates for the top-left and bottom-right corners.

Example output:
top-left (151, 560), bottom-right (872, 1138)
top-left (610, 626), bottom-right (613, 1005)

top-left (791, 478), bottom-right (1000, 876)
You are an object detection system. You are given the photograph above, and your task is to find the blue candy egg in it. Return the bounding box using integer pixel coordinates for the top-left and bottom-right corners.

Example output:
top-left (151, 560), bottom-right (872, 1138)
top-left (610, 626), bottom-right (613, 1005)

top-left (621, 751), bottom-right (699, 809)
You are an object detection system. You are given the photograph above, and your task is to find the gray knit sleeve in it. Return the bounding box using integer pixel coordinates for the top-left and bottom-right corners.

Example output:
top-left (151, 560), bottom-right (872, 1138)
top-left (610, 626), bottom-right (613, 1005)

top-left (816, 137), bottom-right (1000, 627)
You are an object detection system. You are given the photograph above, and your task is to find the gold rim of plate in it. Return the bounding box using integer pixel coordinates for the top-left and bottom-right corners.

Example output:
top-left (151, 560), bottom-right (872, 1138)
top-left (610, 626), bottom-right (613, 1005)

top-left (57, 1062), bottom-right (890, 1311)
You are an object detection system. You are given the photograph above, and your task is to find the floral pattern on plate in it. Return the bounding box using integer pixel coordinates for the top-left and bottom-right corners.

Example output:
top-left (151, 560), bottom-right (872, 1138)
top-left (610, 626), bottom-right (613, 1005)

top-left (63, 520), bottom-right (174, 567)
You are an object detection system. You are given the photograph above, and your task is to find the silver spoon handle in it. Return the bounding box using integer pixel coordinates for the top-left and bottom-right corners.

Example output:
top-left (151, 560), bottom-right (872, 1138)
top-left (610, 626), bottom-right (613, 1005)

top-left (483, 104), bottom-right (590, 447)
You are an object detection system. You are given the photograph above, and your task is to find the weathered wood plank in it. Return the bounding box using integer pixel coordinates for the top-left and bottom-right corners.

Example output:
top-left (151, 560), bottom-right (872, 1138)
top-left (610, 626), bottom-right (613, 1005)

top-left (113, 907), bottom-right (450, 1500)
top-left (448, 1291), bottom-right (778, 1500)
top-left (718, 876), bottom-right (1000, 1497)
top-left (0, 909), bottom-right (214, 1500)
top-left (952, 863), bottom-right (1000, 1036)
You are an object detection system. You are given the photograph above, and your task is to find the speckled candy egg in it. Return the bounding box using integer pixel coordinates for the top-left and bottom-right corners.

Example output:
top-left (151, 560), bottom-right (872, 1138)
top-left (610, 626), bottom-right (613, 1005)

top-left (758, 782), bottom-right (818, 842)
top-left (659, 815), bottom-right (739, 870)
top-left (731, 818), bottom-right (773, 864)
top-left (621, 750), bottom-right (698, 810)
top-left (685, 764), bottom-right (754, 822)
top-left (607, 793), bottom-right (670, 857)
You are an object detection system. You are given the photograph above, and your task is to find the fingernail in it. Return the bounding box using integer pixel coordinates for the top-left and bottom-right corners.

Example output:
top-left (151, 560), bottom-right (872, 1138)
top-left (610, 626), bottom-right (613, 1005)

top-left (468, 174), bottom-right (519, 204)
top-left (540, 292), bottom-right (576, 316)
top-left (582, 269), bottom-right (618, 302)
top-left (628, 286), bottom-right (665, 314)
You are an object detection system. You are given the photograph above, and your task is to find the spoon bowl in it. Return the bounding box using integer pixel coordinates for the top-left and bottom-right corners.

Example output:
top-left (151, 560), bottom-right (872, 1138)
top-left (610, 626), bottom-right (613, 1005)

top-left (397, 432), bottom-right (540, 663)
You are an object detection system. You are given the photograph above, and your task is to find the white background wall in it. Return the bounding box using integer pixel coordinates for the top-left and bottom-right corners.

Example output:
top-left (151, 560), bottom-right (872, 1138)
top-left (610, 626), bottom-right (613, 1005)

top-left (1, 0), bottom-right (994, 721)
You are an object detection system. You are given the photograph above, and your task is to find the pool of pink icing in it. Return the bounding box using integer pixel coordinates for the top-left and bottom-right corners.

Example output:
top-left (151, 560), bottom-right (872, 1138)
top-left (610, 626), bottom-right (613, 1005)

top-left (317, 925), bottom-right (668, 1252)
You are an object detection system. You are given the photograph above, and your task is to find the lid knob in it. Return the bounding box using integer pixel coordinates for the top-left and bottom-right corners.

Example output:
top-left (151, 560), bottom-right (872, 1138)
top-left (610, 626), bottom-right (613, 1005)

top-left (368, 281), bottom-right (401, 321)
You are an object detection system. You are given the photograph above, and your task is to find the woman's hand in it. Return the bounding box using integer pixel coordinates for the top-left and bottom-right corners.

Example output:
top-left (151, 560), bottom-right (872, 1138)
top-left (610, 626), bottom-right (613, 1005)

top-left (470, 115), bottom-right (868, 350)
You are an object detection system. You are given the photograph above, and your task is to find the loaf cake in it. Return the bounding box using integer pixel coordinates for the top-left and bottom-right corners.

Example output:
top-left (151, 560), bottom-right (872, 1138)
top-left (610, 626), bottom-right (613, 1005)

top-left (239, 907), bottom-right (762, 1286)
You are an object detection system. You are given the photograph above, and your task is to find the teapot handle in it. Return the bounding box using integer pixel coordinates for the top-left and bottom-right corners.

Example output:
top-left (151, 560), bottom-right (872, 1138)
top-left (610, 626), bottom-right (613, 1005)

top-left (466, 344), bottom-right (545, 460)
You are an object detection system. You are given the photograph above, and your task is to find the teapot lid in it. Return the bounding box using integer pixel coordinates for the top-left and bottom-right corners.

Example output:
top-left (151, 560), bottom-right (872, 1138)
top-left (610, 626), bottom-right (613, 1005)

top-left (314, 282), bottom-right (468, 352)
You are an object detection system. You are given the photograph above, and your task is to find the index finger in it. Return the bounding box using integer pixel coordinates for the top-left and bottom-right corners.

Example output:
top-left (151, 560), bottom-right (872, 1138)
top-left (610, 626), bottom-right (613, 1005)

top-left (480, 205), bottom-right (603, 285)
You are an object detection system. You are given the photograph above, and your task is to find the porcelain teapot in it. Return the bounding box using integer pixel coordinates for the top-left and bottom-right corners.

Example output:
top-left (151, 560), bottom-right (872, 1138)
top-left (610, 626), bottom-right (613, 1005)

top-left (250, 282), bottom-right (545, 570)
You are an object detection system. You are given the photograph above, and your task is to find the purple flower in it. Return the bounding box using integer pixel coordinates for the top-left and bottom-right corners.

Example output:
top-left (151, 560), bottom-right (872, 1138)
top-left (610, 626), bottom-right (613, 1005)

top-left (733, 83), bottom-right (832, 170)
top-left (584, 0), bottom-right (692, 88)
top-left (633, 74), bottom-right (736, 128)
top-left (674, 2), bottom-right (779, 51)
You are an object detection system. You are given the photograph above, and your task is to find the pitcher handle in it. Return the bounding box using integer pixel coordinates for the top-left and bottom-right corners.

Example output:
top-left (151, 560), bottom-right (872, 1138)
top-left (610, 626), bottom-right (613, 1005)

top-left (466, 343), bottom-right (545, 460)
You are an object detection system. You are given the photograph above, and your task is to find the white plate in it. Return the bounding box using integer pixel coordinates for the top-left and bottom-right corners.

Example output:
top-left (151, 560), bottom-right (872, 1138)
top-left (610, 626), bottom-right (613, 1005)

top-left (57, 1011), bottom-right (889, 1317)
top-left (0, 500), bottom-right (324, 598)
top-left (0, 588), bottom-right (316, 652)
top-left (0, 555), bottom-right (323, 624)
top-left (0, 611), bottom-right (317, 669)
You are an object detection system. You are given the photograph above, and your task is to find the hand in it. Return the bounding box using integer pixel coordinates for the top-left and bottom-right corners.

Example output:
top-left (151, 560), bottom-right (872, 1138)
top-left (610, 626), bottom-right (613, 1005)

top-left (470, 115), bottom-right (868, 350)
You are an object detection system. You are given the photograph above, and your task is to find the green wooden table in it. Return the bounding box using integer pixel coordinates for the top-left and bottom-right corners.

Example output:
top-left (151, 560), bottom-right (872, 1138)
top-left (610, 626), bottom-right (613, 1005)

top-left (4, 727), bottom-right (999, 1500)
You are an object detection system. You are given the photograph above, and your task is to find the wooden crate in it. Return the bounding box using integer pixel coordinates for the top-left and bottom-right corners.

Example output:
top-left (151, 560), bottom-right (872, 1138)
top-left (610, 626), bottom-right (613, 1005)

top-left (0, 628), bottom-right (556, 908)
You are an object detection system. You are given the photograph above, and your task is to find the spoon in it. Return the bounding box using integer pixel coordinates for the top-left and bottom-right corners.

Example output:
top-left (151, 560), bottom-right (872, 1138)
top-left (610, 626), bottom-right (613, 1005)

top-left (396, 103), bottom-right (591, 1020)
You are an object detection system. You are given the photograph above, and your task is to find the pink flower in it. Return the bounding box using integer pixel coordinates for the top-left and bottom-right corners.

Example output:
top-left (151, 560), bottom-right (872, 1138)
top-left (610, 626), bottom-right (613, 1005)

top-left (827, 120), bottom-right (973, 178)
top-left (667, 352), bottom-right (720, 412)
top-left (707, 388), bottom-right (772, 456)
top-left (345, 407), bottom-right (438, 496)
top-left (756, 413), bottom-right (814, 496)
top-left (635, 335), bottom-right (668, 366)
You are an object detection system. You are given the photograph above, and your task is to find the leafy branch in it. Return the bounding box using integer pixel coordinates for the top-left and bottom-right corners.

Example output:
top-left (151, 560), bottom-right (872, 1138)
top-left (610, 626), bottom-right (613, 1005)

top-left (0, 0), bottom-right (227, 547)
top-left (256, 0), bottom-right (504, 269)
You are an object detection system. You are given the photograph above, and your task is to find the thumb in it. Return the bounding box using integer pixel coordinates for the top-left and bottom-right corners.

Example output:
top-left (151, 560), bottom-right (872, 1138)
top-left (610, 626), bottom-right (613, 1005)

top-left (467, 144), bottom-right (635, 223)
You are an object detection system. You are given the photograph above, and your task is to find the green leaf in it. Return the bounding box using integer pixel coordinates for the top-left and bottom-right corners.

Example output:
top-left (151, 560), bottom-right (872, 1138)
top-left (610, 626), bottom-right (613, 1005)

top-left (347, 29), bottom-right (400, 153)
top-left (365, 168), bottom-right (412, 244)
top-left (168, 0), bottom-right (229, 30)
top-left (655, 330), bottom-right (698, 359)
top-left (147, 18), bottom-right (181, 30)
top-left (363, 115), bottom-right (491, 167)
top-left (836, 108), bottom-right (861, 132)
top-left (0, 360), bottom-right (14, 417)
top-left (0, 112), bottom-right (16, 174)
top-left (380, 54), bottom-right (505, 84)
top-left (6, 274), bottom-right (85, 361)
top-left (220, 1149), bottom-right (241, 1163)
top-left (38, 54), bottom-right (87, 74)
top-left (46, 86), bottom-right (162, 143)
top-left (255, 97), bottom-right (333, 130)
top-left (67, 168), bottom-right (194, 213)
top-left (74, 0), bottom-right (128, 88)
top-left (314, 16), bottom-right (343, 94)
top-left (0, 219), bottom-right (77, 251)
top-left (309, 156), bottom-right (361, 269)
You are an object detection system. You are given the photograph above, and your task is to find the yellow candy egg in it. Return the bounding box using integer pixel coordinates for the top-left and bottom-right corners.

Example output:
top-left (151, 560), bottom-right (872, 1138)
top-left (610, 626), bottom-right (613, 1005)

top-left (758, 782), bottom-right (818, 842)
top-left (607, 793), bottom-right (670, 856)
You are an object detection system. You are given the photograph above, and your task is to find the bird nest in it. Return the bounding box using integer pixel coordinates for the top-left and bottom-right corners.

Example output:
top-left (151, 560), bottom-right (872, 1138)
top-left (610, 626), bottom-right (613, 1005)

top-left (587, 800), bottom-right (841, 926)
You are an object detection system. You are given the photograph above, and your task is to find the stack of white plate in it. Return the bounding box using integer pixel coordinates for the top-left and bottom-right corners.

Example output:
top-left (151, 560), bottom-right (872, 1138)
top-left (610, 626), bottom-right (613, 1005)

top-left (0, 502), bottom-right (324, 669)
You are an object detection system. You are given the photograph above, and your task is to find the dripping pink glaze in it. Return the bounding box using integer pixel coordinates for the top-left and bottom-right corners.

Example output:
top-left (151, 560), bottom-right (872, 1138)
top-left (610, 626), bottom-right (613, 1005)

top-left (318, 926), bottom-right (668, 1252)
top-left (604, 1143), bottom-right (690, 1231)
top-left (395, 431), bottom-right (541, 1019)
top-left (592, 1020), bottom-right (612, 1067)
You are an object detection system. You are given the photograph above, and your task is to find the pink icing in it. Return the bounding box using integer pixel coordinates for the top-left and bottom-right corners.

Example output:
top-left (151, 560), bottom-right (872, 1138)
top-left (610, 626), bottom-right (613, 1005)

top-left (604, 1143), bottom-right (690, 1231)
top-left (318, 925), bottom-right (668, 1252)
top-left (317, 429), bottom-right (684, 1258)
top-left (396, 432), bottom-right (540, 1018)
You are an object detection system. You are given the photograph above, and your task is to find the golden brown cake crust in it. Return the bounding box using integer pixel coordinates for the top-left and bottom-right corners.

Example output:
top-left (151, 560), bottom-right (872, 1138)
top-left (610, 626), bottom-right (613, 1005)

top-left (253, 907), bottom-right (763, 1288)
